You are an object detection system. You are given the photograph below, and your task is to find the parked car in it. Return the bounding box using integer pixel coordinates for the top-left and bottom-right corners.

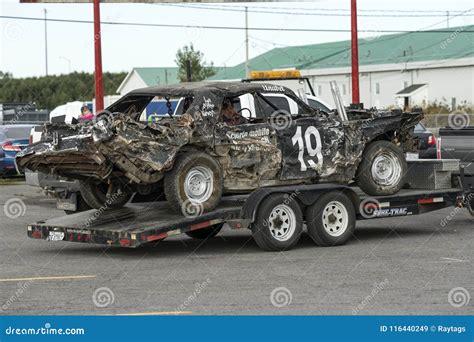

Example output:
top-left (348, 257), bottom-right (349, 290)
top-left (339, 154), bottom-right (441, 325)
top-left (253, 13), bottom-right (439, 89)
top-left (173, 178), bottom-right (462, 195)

top-left (17, 82), bottom-right (423, 215)
top-left (0, 124), bottom-right (34, 176)
top-left (414, 123), bottom-right (437, 159)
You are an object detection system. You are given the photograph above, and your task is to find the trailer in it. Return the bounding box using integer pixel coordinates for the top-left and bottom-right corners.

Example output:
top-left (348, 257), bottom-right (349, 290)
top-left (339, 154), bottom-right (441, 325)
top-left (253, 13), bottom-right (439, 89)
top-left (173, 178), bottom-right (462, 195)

top-left (27, 174), bottom-right (472, 251)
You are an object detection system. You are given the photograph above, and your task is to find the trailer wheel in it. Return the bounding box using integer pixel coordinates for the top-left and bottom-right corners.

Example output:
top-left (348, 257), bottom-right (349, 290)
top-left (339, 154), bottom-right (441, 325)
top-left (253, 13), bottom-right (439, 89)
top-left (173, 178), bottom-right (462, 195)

top-left (306, 192), bottom-right (355, 247)
top-left (251, 194), bottom-right (303, 251)
top-left (356, 140), bottom-right (407, 196)
top-left (165, 152), bottom-right (223, 215)
top-left (185, 223), bottom-right (224, 239)
top-left (79, 180), bottom-right (132, 210)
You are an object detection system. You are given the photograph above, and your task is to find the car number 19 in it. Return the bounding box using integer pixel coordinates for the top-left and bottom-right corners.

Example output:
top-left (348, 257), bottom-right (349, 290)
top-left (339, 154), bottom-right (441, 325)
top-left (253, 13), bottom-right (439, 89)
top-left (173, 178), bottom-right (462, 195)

top-left (291, 126), bottom-right (323, 172)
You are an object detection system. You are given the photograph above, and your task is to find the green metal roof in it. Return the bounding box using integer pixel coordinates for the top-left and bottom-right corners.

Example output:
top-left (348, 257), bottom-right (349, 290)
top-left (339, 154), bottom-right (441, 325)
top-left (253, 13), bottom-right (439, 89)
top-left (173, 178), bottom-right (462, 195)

top-left (134, 67), bottom-right (180, 86)
top-left (209, 25), bottom-right (474, 80)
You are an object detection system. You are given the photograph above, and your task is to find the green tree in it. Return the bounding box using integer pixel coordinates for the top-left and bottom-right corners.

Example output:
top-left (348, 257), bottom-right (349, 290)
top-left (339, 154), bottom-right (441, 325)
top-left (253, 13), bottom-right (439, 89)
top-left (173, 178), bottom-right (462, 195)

top-left (175, 44), bottom-right (216, 82)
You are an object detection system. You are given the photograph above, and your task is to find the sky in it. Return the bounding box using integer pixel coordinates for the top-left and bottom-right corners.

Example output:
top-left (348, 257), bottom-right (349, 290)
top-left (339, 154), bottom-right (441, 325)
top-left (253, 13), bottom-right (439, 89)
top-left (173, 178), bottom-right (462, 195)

top-left (0, 0), bottom-right (473, 78)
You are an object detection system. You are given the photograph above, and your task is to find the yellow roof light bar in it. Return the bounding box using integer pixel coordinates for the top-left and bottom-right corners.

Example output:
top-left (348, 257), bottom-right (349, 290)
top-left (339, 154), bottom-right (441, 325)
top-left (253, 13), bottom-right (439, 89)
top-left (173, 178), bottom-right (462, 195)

top-left (250, 70), bottom-right (301, 79)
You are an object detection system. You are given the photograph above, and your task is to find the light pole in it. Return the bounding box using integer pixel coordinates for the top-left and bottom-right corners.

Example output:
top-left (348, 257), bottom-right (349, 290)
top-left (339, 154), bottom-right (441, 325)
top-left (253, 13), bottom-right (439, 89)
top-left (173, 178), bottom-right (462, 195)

top-left (351, 0), bottom-right (360, 105)
top-left (59, 56), bottom-right (71, 73)
top-left (44, 8), bottom-right (48, 76)
top-left (93, 0), bottom-right (104, 112)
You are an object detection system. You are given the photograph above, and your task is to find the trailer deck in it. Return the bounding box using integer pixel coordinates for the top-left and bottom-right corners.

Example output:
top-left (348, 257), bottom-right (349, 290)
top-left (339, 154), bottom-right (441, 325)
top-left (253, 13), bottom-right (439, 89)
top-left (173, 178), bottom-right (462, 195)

top-left (27, 187), bottom-right (465, 249)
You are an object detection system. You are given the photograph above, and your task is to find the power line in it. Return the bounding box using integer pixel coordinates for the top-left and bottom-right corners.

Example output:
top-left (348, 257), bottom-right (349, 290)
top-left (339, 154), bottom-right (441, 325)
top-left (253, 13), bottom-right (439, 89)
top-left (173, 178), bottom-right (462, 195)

top-left (157, 3), bottom-right (474, 18)
top-left (1, 15), bottom-right (473, 34)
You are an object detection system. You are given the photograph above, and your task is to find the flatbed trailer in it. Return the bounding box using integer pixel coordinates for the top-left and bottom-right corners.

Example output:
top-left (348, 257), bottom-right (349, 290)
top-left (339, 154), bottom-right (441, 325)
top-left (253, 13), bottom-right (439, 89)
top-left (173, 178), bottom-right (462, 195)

top-left (27, 183), bottom-right (470, 251)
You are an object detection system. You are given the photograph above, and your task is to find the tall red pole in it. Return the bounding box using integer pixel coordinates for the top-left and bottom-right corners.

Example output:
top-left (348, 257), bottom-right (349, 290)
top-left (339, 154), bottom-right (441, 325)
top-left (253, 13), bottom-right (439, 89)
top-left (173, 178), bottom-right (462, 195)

top-left (351, 0), bottom-right (360, 104)
top-left (93, 0), bottom-right (104, 112)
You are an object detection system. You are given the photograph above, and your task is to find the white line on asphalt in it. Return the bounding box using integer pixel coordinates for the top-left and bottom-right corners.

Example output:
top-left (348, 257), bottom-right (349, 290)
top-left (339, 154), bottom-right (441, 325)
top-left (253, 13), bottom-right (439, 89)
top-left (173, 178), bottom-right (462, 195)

top-left (0, 275), bottom-right (96, 282)
top-left (116, 311), bottom-right (192, 316)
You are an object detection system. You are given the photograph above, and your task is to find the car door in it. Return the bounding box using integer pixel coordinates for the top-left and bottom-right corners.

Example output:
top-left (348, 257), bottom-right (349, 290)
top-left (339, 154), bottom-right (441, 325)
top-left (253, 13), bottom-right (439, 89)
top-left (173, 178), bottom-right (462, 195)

top-left (271, 95), bottom-right (344, 181)
top-left (213, 93), bottom-right (282, 190)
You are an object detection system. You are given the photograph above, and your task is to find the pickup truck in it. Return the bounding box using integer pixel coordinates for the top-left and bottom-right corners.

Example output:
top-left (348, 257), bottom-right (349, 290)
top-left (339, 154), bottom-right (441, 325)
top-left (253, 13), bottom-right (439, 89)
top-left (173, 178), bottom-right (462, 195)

top-left (440, 126), bottom-right (474, 212)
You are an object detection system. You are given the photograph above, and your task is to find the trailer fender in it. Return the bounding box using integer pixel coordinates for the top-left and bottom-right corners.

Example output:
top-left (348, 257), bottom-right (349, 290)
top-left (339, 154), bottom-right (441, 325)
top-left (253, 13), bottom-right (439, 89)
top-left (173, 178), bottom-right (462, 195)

top-left (240, 183), bottom-right (360, 225)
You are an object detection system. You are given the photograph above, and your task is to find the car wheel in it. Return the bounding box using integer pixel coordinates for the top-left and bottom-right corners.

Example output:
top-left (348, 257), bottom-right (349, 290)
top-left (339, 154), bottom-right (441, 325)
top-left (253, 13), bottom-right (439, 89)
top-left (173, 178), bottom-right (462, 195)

top-left (356, 140), bottom-right (407, 196)
top-left (185, 223), bottom-right (224, 239)
top-left (164, 152), bottom-right (223, 215)
top-left (79, 180), bottom-right (132, 210)
top-left (306, 192), bottom-right (355, 247)
top-left (251, 193), bottom-right (303, 251)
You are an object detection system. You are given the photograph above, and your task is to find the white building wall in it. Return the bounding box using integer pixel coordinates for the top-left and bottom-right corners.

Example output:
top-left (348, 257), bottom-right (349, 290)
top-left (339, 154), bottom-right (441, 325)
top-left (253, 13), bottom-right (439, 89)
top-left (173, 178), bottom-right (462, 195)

top-left (118, 70), bottom-right (147, 96)
top-left (303, 58), bottom-right (474, 110)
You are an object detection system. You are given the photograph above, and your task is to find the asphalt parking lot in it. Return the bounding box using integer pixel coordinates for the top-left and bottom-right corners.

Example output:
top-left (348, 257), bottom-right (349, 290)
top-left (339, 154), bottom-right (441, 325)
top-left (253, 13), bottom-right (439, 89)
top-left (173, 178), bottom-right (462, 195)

top-left (0, 180), bottom-right (472, 315)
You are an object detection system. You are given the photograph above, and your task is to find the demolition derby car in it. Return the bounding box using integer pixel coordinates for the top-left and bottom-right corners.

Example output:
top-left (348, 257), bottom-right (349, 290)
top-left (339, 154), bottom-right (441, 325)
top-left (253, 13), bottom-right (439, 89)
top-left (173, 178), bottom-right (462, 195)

top-left (16, 82), bottom-right (423, 215)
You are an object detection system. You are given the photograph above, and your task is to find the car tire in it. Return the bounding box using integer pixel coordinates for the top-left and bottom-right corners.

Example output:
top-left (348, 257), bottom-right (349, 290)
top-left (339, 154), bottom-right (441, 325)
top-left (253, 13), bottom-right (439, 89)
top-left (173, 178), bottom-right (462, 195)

top-left (79, 180), bottom-right (132, 210)
top-left (306, 192), bottom-right (355, 247)
top-left (164, 152), bottom-right (223, 215)
top-left (64, 193), bottom-right (92, 215)
top-left (356, 140), bottom-right (407, 196)
top-left (251, 193), bottom-right (303, 251)
top-left (185, 223), bottom-right (224, 239)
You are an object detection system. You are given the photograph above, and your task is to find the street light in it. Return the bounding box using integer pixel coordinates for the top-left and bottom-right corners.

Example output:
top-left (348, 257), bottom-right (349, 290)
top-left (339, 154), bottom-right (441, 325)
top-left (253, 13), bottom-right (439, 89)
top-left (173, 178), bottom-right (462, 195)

top-left (59, 56), bottom-right (71, 73)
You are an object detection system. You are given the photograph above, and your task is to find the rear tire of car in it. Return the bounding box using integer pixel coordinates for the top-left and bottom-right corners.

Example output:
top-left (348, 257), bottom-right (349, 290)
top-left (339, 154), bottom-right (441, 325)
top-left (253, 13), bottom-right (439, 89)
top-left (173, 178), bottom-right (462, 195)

top-left (251, 194), bottom-right (303, 251)
top-left (306, 192), bottom-right (355, 247)
top-left (185, 223), bottom-right (224, 239)
top-left (356, 140), bottom-right (407, 196)
top-left (79, 180), bottom-right (132, 210)
top-left (164, 152), bottom-right (223, 216)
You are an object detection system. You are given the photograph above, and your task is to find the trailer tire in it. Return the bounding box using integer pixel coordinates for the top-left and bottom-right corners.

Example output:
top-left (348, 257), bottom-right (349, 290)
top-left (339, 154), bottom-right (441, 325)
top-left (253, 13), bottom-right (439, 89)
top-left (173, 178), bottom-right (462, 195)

top-left (251, 194), bottom-right (303, 251)
top-left (185, 223), bottom-right (224, 239)
top-left (356, 140), bottom-right (407, 196)
top-left (79, 180), bottom-right (132, 210)
top-left (165, 152), bottom-right (223, 215)
top-left (306, 191), bottom-right (355, 247)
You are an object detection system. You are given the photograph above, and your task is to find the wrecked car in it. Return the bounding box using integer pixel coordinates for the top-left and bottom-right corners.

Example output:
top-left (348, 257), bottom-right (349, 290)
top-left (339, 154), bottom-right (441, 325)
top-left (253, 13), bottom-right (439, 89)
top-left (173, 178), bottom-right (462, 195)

top-left (16, 82), bottom-right (423, 215)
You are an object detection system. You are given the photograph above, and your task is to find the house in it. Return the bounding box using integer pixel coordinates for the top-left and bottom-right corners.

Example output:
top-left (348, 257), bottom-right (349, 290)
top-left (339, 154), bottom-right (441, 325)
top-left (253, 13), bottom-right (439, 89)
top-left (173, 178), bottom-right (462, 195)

top-left (116, 67), bottom-right (179, 96)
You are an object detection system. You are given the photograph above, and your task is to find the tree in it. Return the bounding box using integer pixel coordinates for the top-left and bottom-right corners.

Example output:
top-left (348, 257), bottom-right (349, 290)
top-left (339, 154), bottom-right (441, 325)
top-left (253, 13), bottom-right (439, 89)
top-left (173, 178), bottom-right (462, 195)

top-left (175, 44), bottom-right (216, 82)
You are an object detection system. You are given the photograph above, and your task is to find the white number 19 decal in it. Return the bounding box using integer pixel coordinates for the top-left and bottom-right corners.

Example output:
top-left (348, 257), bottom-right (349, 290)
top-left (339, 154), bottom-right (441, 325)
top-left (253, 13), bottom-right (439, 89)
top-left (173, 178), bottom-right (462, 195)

top-left (291, 126), bottom-right (323, 172)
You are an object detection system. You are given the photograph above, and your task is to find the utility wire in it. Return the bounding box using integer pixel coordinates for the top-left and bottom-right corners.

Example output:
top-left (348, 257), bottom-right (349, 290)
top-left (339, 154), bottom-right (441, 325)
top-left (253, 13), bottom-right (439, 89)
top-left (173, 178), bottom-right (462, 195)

top-left (1, 15), bottom-right (473, 33)
top-left (157, 3), bottom-right (474, 18)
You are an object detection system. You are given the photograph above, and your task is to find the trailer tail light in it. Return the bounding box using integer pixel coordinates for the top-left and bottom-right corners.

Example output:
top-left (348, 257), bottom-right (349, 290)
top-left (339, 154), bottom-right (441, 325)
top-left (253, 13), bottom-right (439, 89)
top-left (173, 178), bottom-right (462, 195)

top-left (29, 135), bottom-right (33, 145)
top-left (427, 135), bottom-right (437, 146)
top-left (418, 197), bottom-right (444, 204)
top-left (2, 142), bottom-right (21, 152)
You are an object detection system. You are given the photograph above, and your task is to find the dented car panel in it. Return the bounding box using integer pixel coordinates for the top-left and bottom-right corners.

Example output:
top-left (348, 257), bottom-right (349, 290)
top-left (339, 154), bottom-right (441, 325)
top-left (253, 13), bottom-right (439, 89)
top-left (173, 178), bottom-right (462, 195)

top-left (16, 81), bottom-right (423, 193)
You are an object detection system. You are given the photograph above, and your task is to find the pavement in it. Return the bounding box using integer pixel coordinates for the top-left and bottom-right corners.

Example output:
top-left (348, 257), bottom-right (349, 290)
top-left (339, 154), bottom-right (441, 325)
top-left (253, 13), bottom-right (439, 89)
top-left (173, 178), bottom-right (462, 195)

top-left (0, 180), bottom-right (473, 315)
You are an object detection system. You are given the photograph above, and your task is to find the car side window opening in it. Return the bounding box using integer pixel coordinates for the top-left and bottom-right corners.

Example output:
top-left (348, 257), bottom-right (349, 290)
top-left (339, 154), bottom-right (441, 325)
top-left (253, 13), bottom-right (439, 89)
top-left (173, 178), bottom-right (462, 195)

top-left (219, 97), bottom-right (248, 126)
top-left (308, 99), bottom-right (330, 113)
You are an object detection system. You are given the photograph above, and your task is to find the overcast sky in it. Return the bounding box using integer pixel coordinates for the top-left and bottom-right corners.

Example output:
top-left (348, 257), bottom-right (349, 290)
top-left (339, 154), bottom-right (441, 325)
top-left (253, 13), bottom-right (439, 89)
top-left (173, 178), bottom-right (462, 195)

top-left (0, 0), bottom-right (473, 78)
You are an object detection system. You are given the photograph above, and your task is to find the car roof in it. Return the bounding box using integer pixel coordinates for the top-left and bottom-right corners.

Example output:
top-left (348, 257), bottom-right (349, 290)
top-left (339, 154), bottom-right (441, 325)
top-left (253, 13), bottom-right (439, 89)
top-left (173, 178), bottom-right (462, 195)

top-left (128, 81), bottom-right (296, 98)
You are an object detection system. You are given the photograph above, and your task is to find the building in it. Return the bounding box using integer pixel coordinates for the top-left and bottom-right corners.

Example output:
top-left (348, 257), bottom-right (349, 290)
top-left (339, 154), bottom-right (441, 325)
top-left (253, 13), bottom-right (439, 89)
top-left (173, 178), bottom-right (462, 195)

top-left (117, 67), bottom-right (179, 96)
top-left (209, 25), bottom-right (474, 109)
